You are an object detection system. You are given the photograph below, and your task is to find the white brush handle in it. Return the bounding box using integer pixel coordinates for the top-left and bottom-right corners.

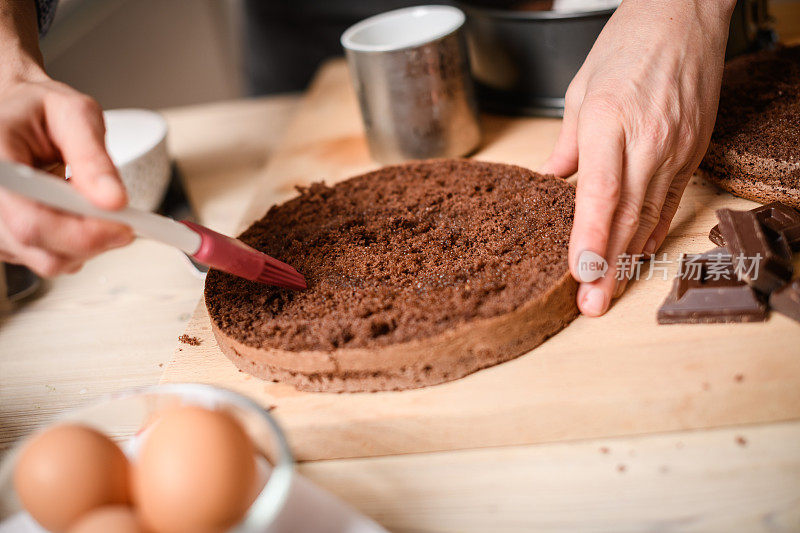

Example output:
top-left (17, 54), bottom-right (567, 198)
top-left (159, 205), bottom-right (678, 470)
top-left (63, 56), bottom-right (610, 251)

top-left (0, 161), bottom-right (201, 255)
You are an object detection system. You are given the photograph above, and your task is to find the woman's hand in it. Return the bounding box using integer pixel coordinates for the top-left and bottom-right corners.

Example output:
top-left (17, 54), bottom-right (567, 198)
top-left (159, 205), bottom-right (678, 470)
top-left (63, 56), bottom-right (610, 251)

top-left (0, 78), bottom-right (133, 276)
top-left (540, 0), bottom-right (736, 316)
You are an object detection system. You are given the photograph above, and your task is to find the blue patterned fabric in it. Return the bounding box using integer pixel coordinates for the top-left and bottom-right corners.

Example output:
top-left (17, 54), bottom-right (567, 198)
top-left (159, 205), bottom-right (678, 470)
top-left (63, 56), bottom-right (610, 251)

top-left (34, 0), bottom-right (58, 36)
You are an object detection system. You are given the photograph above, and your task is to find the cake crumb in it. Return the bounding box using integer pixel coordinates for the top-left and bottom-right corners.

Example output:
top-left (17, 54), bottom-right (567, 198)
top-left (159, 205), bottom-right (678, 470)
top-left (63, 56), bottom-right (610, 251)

top-left (734, 373), bottom-right (744, 383)
top-left (735, 435), bottom-right (747, 447)
top-left (178, 334), bottom-right (201, 346)
top-left (617, 464), bottom-right (627, 473)
top-left (599, 446), bottom-right (610, 454)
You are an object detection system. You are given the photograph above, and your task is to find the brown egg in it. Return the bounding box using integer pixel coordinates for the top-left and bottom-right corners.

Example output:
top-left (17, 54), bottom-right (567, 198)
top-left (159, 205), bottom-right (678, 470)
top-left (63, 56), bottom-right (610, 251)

top-left (68, 506), bottom-right (148, 533)
top-left (14, 424), bottom-right (131, 532)
top-left (133, 406), bottom-right (257, 533)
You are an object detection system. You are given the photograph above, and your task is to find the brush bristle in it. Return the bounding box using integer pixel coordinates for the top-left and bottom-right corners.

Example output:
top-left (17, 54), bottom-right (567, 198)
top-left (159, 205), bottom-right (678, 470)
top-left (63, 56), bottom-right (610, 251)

top-left (257, 261), bottom-right (307, 290)
top-left (181, 219), bottom-right (306, 289)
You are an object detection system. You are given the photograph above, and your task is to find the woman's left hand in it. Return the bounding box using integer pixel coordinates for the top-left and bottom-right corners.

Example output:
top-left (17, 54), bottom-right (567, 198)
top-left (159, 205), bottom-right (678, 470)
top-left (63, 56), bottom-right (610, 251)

top-left (540, 0), bottom-right (736, 316)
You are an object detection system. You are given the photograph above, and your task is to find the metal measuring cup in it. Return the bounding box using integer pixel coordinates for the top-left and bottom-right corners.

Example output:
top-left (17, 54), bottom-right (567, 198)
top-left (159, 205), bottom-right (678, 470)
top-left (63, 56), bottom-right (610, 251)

top-left (341, 6), bottom-right (481, 164)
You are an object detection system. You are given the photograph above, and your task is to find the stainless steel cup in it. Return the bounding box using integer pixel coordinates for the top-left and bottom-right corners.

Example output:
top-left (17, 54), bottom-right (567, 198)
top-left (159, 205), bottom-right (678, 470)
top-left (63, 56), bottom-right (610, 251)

top-left (341, 6), bottom-right (481, 164)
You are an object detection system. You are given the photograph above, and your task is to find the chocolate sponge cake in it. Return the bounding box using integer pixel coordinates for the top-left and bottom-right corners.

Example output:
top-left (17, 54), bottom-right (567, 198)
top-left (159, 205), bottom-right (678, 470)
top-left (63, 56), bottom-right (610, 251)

top-left (701, 45), bottom-right (800, 208)
top-left (205, 159), bottom-right (578, 392)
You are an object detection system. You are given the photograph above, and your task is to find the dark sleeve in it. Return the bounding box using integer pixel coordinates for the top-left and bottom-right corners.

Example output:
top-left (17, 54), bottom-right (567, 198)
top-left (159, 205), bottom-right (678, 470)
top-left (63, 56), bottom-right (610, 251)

top-left (34, 0), bottom-right (58, 36)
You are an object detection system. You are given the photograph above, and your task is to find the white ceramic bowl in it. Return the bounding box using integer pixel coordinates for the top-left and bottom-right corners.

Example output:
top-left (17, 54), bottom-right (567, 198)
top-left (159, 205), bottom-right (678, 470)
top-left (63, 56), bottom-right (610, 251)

top-left (103, 109), bottom-right (170, 212)
top-left (0, 384), bottom-right (294, 532)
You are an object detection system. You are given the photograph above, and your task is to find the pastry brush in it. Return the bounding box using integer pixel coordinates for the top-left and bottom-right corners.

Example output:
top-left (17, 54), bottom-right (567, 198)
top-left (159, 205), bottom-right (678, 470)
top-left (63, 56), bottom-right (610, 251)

top-left (0, 161), bottom-right (306, 290)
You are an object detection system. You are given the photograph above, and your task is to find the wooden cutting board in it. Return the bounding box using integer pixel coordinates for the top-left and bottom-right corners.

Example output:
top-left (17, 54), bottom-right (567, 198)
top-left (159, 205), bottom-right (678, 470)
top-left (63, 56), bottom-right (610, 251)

top-left (162, 59), bottom-right (800, 462)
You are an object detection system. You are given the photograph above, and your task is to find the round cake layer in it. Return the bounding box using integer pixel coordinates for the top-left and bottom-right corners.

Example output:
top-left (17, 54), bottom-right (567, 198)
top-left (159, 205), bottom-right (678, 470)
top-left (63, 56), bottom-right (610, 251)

top-left (701, 45), bottom-right (800, 208)
top-left (205, 159), bottom-right (578, 392)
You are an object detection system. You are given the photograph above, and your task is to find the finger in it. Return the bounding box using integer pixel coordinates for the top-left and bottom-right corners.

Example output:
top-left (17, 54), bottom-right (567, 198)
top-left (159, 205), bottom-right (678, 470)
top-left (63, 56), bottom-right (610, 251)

top-left (43, 94), bottom-right (127, 210)
top-left (576, 168), bottom-right (649, 315)
top-left (14, 247), bottom-right (77, 278)
top-left (627, 169), bottom-right (691, 258)
top-left (600, 143), bottom-right (671, 303)
top-left (538, 108), bottom-right (579, 177)
top-left (63, 261), bottom-right (85, 274)
top-left (643, 173), bottom-right (691, 255)
top-left (573, 124), bottom-right (668, 315)
top-left (568, 113), bottom-right (625, 316)
top-left (47, 214), bottom-right (133, 259)
top-left (612, 168), bottom-right (676, 298)
top-left (0, 189), bottom-right (133, 259)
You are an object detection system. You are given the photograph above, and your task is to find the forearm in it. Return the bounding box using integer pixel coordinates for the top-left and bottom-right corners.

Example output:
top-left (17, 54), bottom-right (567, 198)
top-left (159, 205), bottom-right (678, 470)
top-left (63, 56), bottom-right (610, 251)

top-left (624, 0), bottom-right (737, 14)
top-left (614, 0), bottom-right (736, 48)
top-left (0, 0), bottom-right (48, 91)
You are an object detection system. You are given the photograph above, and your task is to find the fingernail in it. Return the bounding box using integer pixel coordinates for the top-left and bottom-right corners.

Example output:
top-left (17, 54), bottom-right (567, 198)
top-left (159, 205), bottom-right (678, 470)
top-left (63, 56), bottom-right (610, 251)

top-left (109, 230), bottom-right (134, 248)
top-left (581, 287), bottom-right (608, 316)
top-left (576, 250), bottom-right (608, 282)
top-left (66, 262), bottom-right (84, 275)
top-left (95, 174), bottom-right (126, 202)
top-left (643, 237), bottom-right (658, 256)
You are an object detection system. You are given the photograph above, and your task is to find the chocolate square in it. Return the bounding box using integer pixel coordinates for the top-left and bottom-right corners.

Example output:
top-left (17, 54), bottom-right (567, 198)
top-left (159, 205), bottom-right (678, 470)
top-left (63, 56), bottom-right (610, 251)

top-left (716, 208), bottom-right (794, 294)
top-left (769, 280), bottom-right (800, 323)
top-left (709, 201), bottom-right (800, 254)
top-left (657, 248), bottom-right (768, 324)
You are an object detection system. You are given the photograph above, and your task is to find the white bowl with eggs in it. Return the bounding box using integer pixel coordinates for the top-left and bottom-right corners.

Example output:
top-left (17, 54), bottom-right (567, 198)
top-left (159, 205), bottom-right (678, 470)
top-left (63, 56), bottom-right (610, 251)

top-left (0, 384), bottom-right (293, 532)
top-left (103, 109), bottom-right (171, 212)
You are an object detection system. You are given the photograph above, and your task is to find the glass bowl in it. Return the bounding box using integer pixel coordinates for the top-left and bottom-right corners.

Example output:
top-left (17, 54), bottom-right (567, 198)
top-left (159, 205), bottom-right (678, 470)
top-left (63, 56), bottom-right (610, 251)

top-left (0, 383), bottom-right (294, 532)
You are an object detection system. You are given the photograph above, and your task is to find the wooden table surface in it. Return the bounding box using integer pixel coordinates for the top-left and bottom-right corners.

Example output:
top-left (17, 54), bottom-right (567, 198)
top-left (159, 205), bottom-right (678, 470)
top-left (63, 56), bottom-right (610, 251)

top-left (2, 6), bottom-right (800, 531)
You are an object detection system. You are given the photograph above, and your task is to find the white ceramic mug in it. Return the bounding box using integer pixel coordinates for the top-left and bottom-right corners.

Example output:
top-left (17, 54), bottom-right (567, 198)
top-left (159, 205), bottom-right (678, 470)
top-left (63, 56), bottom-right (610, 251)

top-left (103, 109), bottom-right (170, 212)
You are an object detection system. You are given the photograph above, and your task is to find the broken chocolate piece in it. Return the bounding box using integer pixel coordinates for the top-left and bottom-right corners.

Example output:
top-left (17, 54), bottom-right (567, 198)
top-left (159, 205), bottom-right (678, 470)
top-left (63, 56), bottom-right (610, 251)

top-left (781, 223), bottom-right (800, 252)
top-left (716, 208), bottom-right (793, 294)
top-left (657, 248), bottom-right (768, 324)
top-left (709, 225), bottom-right (726, 248)
top-left (769, 280), bottom-right (800, 323)
top-left (709, 202), bottom-right (800, 252)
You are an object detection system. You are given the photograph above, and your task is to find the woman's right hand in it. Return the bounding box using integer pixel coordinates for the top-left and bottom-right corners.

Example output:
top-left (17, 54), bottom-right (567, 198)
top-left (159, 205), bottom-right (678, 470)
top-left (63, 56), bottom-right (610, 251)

top-left (0, 77), bottom-right (134, 276)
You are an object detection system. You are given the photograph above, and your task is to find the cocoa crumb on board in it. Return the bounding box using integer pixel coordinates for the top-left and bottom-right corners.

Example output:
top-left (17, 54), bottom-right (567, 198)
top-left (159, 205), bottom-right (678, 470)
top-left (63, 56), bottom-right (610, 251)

top-left (178, 334), bottom-right (201, 346)
top-left (734, 373), bottom-right (744, 383)
top-left (599, 446), bottom-right (610, 454)
top-left (617, 464), bottom-right (627, 473)
top-left (735, 436), bottom-right (747, 447)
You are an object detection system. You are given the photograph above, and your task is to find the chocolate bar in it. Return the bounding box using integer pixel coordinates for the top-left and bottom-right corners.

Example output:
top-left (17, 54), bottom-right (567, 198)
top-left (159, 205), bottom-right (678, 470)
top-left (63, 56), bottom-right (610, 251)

top-left (657, 248), bottom-right (768, 324)
top-left (716, 208), bottom-right (793, 294)
top-left (710, 201), bottom-right (800, 254)
top-left (769, 280), bottom-right (800, 323)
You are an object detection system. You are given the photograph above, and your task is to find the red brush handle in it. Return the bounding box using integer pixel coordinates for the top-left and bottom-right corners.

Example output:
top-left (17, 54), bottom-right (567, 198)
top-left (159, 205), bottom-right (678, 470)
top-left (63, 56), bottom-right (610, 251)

top-left (180, 220), bottom-right (264, 281)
